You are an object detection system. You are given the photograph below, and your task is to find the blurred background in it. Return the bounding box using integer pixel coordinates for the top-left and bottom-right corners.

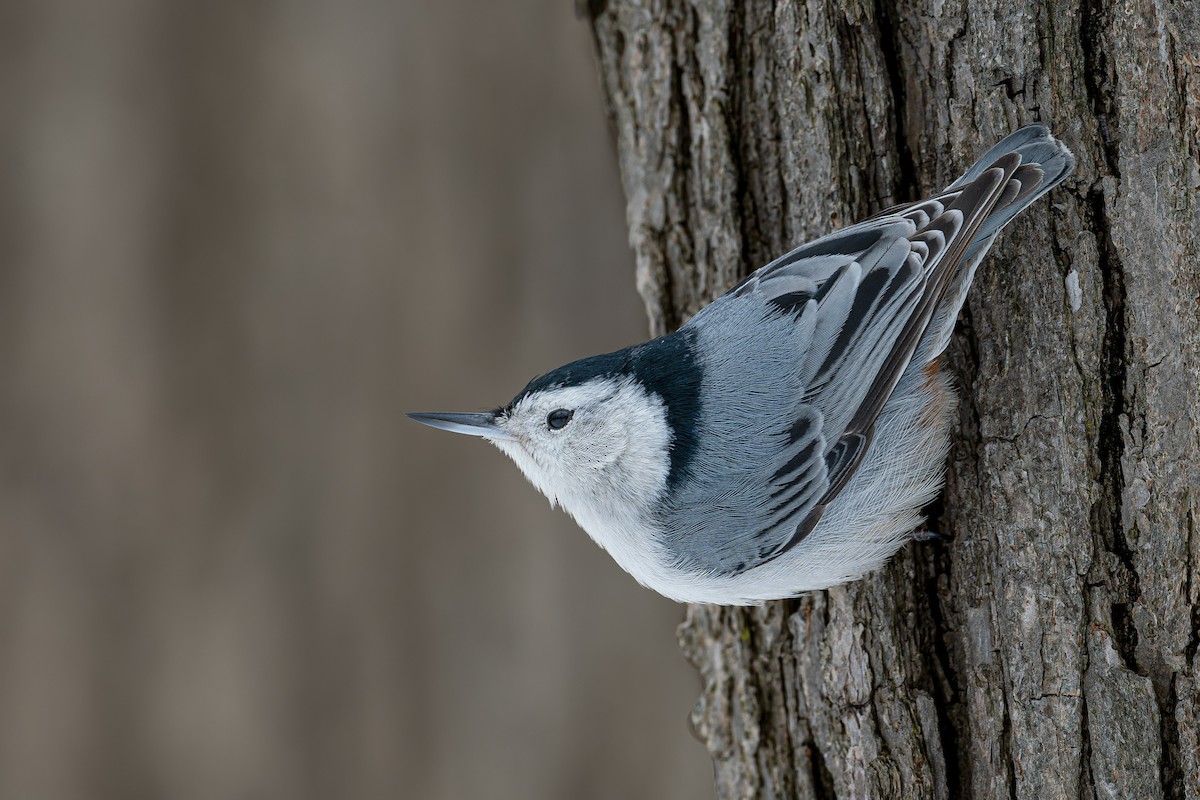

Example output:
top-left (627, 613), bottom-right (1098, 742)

top-left (0, 1), bottom-right (714, 798)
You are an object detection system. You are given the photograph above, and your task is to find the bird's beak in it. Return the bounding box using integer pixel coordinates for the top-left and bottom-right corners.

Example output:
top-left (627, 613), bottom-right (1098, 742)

top-left (407, 411), bottom-right (510, 440)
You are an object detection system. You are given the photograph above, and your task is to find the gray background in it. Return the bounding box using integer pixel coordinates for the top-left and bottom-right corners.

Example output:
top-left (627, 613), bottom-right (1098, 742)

top-left (0, 1), bottom-right (714, 798)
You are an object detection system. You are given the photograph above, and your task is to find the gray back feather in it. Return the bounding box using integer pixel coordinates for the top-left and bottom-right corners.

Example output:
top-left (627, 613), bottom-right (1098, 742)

top-left (656, 126), bottom-right (1074, 576)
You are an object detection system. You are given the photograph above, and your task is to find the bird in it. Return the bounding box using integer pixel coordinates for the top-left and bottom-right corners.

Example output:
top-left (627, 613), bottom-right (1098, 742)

top-left (409, 125), bottom-right (1074, 605)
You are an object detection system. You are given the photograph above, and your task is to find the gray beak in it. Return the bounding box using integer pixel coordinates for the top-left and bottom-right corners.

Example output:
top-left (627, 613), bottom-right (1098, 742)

top-left (407, 411), bottom-right (508, 439)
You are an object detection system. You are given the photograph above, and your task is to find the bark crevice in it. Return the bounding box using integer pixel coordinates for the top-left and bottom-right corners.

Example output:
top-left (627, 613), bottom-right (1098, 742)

top-left (1079, 0), bottom-right (1120, 178)
top-left (1087, 180), bottom-right (1138, 670)
top-left (873, 0), bottom-right (918, 203)
top-left (922, 555), bottom-right (964, 800)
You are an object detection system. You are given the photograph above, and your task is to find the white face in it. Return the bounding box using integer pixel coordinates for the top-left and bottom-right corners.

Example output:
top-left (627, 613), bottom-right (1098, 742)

top-left (486, 377), bottom-right (673, 514)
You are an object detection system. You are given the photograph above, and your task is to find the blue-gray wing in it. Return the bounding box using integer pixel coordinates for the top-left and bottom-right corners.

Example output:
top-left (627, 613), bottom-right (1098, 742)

top-left (659, 155), bottom-right (1037, 576)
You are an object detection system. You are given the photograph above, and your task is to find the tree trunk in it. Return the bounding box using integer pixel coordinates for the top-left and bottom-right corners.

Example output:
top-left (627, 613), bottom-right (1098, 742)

top-left (584, 1), bottom-right (1200, 797)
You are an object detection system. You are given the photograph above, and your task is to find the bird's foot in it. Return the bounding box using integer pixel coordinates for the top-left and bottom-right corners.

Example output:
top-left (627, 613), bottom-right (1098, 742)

top-left (911, 528), bottom-right (950, 543)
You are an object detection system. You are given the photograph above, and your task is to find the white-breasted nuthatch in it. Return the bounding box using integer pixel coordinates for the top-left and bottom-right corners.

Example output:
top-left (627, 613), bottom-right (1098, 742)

top-left (411, 126), bottom-right (1074, 605)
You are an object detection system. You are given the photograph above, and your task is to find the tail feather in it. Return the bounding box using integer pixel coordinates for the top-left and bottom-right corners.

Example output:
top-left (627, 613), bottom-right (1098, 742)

top-left (953, 124), bottom-right (1075, 254)
top-left (949, 124), bottom-right (1074, 191)
top-left (914, 125), bottom-right (1075, 363)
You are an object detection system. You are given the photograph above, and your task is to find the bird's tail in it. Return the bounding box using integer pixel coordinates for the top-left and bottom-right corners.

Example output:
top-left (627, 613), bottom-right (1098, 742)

top-left (915, 125), bottom-right (1075, 363)
top-left (950, 124), bottom-right (1075, 256)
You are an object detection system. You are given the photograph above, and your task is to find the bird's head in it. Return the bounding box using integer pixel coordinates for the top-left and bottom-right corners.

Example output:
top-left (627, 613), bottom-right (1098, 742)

top-left (409, 349), bottom-right (679, 515)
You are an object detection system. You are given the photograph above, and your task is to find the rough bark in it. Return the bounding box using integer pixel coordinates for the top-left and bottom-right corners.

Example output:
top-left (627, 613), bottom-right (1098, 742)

top-left (585, 1), bottom-right (1200, 797)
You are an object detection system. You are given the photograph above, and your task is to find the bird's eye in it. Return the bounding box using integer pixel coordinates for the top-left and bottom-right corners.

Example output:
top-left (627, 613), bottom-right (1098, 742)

top-left (547, 409), bottom-right (574, 430)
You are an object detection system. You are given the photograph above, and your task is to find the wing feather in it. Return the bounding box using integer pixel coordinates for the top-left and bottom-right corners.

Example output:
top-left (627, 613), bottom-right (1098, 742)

top-left (661, 153), bottom-right (1025, 575)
